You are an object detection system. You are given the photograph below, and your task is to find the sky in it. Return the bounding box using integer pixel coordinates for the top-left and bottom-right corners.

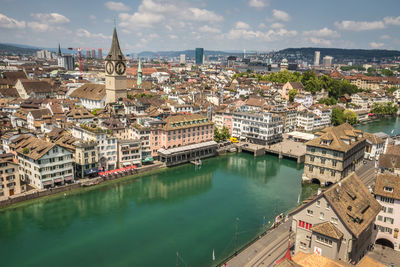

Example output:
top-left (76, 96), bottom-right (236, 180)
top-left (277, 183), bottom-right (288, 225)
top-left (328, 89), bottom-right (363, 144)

top-left (0, 0), bottom-right (400, 53)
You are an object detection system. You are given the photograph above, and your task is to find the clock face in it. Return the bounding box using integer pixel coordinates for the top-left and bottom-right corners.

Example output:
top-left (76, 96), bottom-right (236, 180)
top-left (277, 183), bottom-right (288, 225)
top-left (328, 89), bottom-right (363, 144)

top-left (106, 61), bottom-right (114, 74)
top-left (115, 61), bottom-right (126, 75)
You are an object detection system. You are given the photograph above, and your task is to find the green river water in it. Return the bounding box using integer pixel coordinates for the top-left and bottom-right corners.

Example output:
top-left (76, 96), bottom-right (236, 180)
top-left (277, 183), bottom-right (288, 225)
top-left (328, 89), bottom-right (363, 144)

top-left (0, 117), bottom-right (396, 267)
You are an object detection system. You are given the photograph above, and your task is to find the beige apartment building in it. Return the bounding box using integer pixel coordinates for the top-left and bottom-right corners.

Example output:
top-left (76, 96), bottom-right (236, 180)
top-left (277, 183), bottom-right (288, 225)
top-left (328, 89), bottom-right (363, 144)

top-left (302, 123), bottom-right (366, 185)
top-left (0, 153), bottom-right (24, 198)
top-left (290, 172), bottom-right (381, 263)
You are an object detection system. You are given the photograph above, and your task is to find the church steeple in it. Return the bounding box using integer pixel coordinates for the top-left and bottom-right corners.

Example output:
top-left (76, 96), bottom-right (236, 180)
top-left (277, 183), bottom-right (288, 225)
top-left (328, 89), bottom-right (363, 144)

top-left (106, 27), bottom-right (125, 61)
top-left (58, 43), bottom-right (62, 56)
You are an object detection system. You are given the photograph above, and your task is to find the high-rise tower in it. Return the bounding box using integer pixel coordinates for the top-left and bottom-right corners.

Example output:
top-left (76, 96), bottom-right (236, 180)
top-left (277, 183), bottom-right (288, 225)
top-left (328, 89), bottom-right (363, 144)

top-left (105, 27), bottom-right (127, 104)
top-left (137, 59), bottom-right (142, 87)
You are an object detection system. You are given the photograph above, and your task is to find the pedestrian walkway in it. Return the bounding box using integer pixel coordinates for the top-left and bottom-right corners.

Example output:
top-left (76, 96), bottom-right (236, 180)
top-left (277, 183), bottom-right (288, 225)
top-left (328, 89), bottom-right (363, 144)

top-left (224, 220), bottom-right (293, 267)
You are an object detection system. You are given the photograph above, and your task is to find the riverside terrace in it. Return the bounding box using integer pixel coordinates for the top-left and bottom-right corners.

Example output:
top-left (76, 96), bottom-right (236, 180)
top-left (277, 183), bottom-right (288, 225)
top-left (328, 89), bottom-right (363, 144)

top-left (158, 141), bottom-right (217, 166)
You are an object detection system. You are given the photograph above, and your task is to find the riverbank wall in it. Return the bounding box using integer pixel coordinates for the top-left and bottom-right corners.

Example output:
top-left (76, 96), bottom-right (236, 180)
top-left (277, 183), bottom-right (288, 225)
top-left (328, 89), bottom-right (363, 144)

top-left (0, 162), bottom-right (165, 209)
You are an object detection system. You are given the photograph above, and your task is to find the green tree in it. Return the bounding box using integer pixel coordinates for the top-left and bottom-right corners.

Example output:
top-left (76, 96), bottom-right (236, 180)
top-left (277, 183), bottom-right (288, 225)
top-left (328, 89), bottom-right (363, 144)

top-left (318, 97), bottom-right (337, 106)
top-left (220, 126), bottom-right (231, 140)
top-left (332, 108), bottom-right (344, 126)
top-left (381, 69), bottom-right (394, 76)
top-left (343, 109), bottom-right (358, 125)
top-left (387, 87), bottom-right (398, 94)
top-left (370, 102), bottom-right (398, 115)
top-left (289, 89), bottom-right (298, 102)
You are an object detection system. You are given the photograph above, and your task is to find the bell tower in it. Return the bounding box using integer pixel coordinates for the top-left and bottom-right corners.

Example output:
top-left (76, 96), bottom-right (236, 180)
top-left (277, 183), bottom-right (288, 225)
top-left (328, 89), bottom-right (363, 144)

top-left (105, 27), bottom-right (127, 104)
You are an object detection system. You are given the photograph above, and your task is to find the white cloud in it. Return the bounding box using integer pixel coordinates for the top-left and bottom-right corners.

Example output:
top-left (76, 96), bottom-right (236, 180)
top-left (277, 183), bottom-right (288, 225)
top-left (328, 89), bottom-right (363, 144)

top-left (76, 28), bottom-right (111, 39)
top-left (105, 1), bottom-right (131, 11)
top-left (119, 12), bottom-right (164, 28)
top-left (334, 20), bottom-right (385, 31)
top-left (384, 16), bottom-right (400, 26)
top-left (270, 22), bottom-right (284, 29)
top-left (370, 42), bottom-right (384, 48)
top-left (235, 21), bottom-right (251, 30)
top-left (169, 34), bottom-right (178, 39)
top-left (31, 13), bottom-right (70, 24)
top-left (264, 28), bottom-right (297, 41)
top-left (199, 25), bottom-right (221, 33)
top-left (272, 9), bottom-right (290, 22)
top-left (183, 8), bottom-right (223, 22)
top-left (28, 21), bottom-right (51, 32)
top-left (138, 0), bottom-right (177, 13)
top-left (303, 27), bottom-right (340, 38)
top-left (309, 37), bottom-right (332, 46)
top-left (380, 34), bottom-right (391, 40)
top-left (0, 13), bottom-right (25, 29)
top-left (248, 0), bottom-right (269, 8)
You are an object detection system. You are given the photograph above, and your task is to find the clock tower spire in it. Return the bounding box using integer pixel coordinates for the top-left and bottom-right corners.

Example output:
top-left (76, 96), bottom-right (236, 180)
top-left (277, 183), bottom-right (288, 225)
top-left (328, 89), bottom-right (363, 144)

top-left (105, 26), bottom-right (127, 104)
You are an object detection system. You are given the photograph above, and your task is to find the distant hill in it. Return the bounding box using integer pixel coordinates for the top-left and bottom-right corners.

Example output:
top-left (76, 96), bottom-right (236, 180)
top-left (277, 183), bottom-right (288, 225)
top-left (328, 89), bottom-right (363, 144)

top-left (137, 50), bottom-right (242, 58)
top-left (0, 43), bottom-right (39, 55)
top-left (277, 47), bottom-right (400, 61)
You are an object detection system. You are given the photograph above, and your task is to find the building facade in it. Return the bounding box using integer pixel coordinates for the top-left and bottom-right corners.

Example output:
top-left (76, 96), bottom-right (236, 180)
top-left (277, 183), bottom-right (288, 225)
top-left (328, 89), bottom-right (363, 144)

top-left (302, 123), bottom-right (366, 185)
top-left (374, 173), bottom-right (400, 251)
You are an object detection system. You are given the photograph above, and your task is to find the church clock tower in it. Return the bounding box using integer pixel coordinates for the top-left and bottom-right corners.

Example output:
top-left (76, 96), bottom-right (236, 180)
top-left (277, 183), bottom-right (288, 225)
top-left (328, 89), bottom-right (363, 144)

top-left (105, 27), bottom-right (127, 104)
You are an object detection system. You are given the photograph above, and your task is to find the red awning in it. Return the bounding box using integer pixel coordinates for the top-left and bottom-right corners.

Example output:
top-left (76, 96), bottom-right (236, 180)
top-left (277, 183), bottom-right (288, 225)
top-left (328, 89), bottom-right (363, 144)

top-left (368, 113), bottom-right (374, 116)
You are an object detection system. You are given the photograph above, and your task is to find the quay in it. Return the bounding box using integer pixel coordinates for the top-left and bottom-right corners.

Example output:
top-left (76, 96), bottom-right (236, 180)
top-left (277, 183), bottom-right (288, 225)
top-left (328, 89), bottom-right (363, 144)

top-left (265, 139), bottom-right (306, 164)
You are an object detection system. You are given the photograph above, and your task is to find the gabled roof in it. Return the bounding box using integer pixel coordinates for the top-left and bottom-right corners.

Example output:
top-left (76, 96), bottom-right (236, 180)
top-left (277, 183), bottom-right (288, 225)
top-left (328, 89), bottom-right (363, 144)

top-left (69, 84), bottom-right (106, 101)
top-left (10, 134), bottom-right (56, 160)
top-left (324, 172), bottom-right (381, 238)
top-left (19, 79), bottom-right (53, 94)
top-left (374, 173), bottom-right (400, 200)
top-left (29, 108), bottom-right (52, 119)
top-left (378, 154), bottom-right (400, 169)
top-left (306, 123), bottom-right (366, 152)
top-left (311, 221), bottom-right (343, 240)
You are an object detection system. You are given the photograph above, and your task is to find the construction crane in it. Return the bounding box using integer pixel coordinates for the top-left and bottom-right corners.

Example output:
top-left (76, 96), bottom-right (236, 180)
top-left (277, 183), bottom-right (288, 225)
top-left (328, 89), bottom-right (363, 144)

top-left (67, 46), bottom-right (106, 78)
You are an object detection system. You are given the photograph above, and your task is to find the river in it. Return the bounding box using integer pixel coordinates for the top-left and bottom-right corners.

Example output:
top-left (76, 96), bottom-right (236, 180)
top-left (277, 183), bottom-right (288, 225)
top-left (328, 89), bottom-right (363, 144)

top-left (355, 116), bottom-right (400, 135)
top-left (0, 153), bottom-right (304, 267)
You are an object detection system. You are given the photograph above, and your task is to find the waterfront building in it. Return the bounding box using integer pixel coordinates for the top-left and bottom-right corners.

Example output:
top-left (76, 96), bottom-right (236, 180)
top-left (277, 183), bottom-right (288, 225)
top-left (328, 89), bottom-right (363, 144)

top-left (212, 108), bottom-right (233, 135)
top-left (195, 48), bottom-right (204, 65)
top-left (296, 111), bottom-right (316, 132)
top-left (105, 27), bottom-right (127, 104)
top-left (71, 126), bottom-right (117, 171)
top-left (10, 135), bottom-right (74, 189)
top-left (364, 132), bottom-right (386, 160)
top-left (290, 172), bottom-right (381, 263)
top-left (74, 141), bottom-right (98, 179)
top-left (117, 139), bottom-right (142, 168)
top-left (232, 111), bottom-right (283, 145)
top-left (0, 153), bottom-right (24, 197)
top-left (302, 123), bottom-right (366, 184)
top-left (374, 173), bottom-right (400, 251)
top-left (314, 51), bottom-right (320, 66)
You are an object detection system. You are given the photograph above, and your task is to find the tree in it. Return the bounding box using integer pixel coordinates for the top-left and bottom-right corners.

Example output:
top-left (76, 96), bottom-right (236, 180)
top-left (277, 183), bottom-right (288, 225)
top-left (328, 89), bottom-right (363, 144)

top-left (370, 102), bottom-right (398, 115)
top-left (318, 97), bottom-right (337, 106)
top-left (386, 87), bottom-right (398, 94)
top-left (332, 108), bottom-right (344, 126)
top-left (343, 109), bottom-right (358, 125)
top-left (381, 69), bottom-right (394, 77)
top-left (214, 126), bottom-right (231, 142)
top-left (289, 89), bottom-right (298, 102)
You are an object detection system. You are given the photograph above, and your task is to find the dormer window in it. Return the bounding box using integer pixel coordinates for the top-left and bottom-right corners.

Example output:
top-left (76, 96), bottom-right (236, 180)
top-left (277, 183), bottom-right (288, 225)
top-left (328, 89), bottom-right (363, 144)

top-left (384, 186), bottom-right (393, 193)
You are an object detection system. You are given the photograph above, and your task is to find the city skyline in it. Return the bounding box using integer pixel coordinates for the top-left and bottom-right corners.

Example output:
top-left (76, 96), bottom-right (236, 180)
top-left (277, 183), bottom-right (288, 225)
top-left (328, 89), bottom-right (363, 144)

top-left (0, 0), bottom-right (400, 52)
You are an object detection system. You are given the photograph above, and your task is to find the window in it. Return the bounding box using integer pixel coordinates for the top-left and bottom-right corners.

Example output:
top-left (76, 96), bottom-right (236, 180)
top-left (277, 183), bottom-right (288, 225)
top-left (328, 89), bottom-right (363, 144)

top-left (384, 186), bottom-right (393, 192)
top-left (332, 160), bottom-right (337, 167)
top-left (384, 217), bottom-right (394, 224)
top-left (381, 196), bottom-right (394, 204)
top-left (320, 212), bottom-right (324, 219)
top-left (377, 215), bottom-right (383, 221)
top-left (310, 156), bottom-right (315, 162)
top-left (307, 209), bottom-right (314, 216)
top-left (382, 206), bottom-right (387, 212)
top-left (388, 207), bottom-right (393, 214)
top-left (331, 171), bottom-right (335, 177)
top-left (321, 158), bottom-right (326, 164)
top-left (322, 150), bottom-right (326, 155)
top-left (300, 241), bottom-right (307, 249)
top-left (326, 203), bottom-right (331, 210)
top-left (316, 235), bottom-right (332, 246)
top-left (320, 168), bottom-right (324, 174)
top-left (298, 220), bottom-right (312, 230)
top-left (316, 201), bottom-right (320, 207)
top-left (309, 165), bottom-right (313, 172)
